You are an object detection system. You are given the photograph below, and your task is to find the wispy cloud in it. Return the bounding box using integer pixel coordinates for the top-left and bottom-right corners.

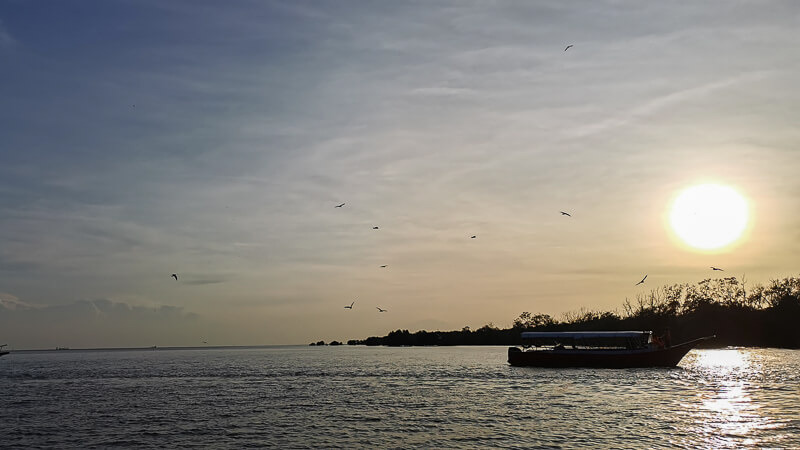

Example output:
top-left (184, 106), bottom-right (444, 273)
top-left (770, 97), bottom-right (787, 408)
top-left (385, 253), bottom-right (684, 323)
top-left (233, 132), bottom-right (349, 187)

top-left (182, 276), bottom-right (229, 286)
top-left (568, 71), bottom-right (772, 139)
top-left (0, 296), bottom-right (203, 349)
top-left (0, 293), bottom-right (32, 310)
top-left (0, 20), bottom-right (16, 49)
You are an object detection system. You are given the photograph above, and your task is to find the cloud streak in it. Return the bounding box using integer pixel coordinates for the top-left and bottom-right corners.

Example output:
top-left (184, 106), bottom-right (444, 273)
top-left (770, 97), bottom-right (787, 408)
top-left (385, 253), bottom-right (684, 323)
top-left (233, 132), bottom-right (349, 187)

top-left (0, 297), bottom-right (202, 349)
top-left (0, 20), bottom-right (15, 49)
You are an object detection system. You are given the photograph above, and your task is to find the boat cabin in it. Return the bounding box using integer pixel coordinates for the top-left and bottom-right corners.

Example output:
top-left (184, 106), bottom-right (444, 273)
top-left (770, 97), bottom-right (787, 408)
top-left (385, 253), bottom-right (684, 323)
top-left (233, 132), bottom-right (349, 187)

top-left (520, 331), bottom-right (655, 350)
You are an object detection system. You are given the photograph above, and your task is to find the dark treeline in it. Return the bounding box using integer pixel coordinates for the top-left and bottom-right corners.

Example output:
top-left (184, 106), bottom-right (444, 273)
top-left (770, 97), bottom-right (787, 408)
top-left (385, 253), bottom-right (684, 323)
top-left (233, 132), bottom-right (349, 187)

top-left (348, 275), bottom-right (800, 348)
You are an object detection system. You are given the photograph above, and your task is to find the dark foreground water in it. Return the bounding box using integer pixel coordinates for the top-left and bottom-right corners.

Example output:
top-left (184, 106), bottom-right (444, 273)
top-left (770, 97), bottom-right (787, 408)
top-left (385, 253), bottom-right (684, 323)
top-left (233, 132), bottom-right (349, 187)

top-left (1, 346), bottom-right (798, 448)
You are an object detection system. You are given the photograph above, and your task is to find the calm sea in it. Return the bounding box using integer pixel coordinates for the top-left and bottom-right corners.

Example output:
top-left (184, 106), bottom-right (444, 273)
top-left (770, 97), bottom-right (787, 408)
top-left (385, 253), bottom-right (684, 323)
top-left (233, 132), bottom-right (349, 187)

top-left (1, 346), bottom-right (798, 448)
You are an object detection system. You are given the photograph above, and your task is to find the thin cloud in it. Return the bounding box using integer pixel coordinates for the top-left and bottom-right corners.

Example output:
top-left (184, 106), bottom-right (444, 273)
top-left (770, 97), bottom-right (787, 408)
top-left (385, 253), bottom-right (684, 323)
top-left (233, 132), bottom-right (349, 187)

top-left (0, 258), bottom-right (40, 273)
top-left (0, 20), bottom-right (16, 49)
top-left (0, 293), bottom-right (33, 310)
top-left (0, 297), bottom-right (199, 319)
top-left (569, 71), bottom-right (771, 139)
top-left (182, 277), bottom-right (229, 286)
top-left (0, 297), bottom-right (203, 349)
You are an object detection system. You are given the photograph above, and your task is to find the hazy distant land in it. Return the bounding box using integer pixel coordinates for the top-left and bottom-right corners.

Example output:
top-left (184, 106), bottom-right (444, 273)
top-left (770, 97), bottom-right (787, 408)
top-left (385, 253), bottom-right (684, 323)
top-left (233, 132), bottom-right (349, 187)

top-left (338, 275), bottom-right (800, 349)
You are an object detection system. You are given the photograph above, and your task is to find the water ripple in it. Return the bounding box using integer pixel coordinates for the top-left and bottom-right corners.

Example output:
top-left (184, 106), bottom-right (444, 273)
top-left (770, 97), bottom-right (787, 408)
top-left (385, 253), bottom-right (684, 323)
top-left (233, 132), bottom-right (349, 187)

top-left (1, 347), bottom-right (798, 448)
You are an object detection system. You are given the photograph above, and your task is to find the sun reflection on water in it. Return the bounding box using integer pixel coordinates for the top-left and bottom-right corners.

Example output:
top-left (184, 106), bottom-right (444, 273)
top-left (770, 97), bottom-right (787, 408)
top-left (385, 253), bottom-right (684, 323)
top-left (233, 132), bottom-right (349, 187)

top-left (679, 349), bottom-right (785, 448)
top-left (695, 348), bottom-right (750, 372)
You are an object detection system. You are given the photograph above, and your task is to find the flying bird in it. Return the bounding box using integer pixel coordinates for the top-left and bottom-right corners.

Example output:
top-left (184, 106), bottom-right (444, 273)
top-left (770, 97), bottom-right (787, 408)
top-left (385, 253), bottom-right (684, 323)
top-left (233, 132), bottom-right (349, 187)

top-left (335, 203), bottom-right (345, 208)
top-left (560, 211), bottom-right (571, 217)
top-left (373, 226), bottom-right (379, 230)
top-left (635, 275), bottom-right (647, 286)
top-left (380, 265), bottom-right (388, 268)
top-left (376, 307), bottom-right (387, 312)
top-left (470, 235), bottom-right (477, 239)
top-left (711, 266), bottom-right (724, 271)
top-left (345, 301), bottom-right (354, 309)
top-left (171, 274), bottom-right (178, 280)
top-left (564, 44), bottom-right (573, 51)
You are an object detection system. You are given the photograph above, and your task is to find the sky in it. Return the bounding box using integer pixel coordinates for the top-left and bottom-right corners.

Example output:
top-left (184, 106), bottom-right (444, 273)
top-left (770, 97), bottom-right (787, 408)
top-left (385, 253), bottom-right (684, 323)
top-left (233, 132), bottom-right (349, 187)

top-left (1, 1), bottom-right (798, 349)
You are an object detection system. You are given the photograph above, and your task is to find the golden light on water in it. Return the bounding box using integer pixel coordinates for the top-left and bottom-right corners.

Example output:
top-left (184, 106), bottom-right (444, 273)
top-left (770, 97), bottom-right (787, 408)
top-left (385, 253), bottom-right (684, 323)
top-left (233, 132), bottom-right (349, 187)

top-left (669, 184), bottom-right (749, 251)
top-left (695, 348), bottom-right (749, 370)
top-left (684, 349), bottom-right (778, 448)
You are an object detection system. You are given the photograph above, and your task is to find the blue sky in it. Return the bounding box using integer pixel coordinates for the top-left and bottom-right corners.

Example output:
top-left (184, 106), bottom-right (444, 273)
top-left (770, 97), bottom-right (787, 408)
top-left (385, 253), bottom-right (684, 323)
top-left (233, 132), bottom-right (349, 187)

top-left (1, 1), bottom-right (799, 348)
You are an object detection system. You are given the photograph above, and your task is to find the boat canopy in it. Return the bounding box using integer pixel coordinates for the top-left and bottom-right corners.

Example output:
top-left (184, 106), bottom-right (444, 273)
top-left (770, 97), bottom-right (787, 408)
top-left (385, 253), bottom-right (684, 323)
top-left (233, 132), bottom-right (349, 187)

top-left (520, 331), bottom-right (652, 348)
top-left (521, 331), bottom-right (651, 340)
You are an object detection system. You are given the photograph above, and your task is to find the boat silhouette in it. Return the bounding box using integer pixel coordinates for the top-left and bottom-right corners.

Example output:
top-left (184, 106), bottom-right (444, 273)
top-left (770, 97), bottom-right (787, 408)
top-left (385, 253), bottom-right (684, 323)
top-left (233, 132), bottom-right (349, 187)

top-left (508, 331), bottom-right (714, 368)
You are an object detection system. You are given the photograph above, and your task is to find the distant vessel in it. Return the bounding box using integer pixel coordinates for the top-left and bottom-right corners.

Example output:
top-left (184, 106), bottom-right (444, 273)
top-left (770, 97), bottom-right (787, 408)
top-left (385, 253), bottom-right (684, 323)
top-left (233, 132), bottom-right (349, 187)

top-left (508, 331), bottom-right (714, 368)
top-left (55, 347), bottom-right (70, 351)
top-left (0, 344), bottom-right (8, 357)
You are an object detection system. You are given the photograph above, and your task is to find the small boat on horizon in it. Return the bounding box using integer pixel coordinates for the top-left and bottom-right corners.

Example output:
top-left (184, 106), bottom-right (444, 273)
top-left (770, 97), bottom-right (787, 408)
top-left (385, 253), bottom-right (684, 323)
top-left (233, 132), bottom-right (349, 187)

top-left (508, 331), bottom-right (715, 368)
top-left (0, 344), bottom-right (8, 357)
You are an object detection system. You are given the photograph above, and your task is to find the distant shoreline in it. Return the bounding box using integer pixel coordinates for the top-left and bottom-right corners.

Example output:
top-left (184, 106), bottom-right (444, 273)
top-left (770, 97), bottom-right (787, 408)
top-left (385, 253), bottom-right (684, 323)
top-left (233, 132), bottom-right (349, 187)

top-left (6, 276), bottom-right (798, 352)
top-left (3, 344), bottom-right (304, 353)
top-left (346, 275), bottom-right (800, 349)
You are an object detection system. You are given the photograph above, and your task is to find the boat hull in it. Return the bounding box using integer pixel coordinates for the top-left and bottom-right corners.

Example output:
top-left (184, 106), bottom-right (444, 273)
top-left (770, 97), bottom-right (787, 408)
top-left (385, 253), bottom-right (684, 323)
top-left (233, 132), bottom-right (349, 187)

top-left (508, 337), bottom-right (711, 368)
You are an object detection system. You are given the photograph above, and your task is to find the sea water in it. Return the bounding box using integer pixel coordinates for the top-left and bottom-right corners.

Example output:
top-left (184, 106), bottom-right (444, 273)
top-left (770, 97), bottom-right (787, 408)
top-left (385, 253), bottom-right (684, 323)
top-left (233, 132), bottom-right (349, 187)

top-left (1, 346), bottom-right (798, 448)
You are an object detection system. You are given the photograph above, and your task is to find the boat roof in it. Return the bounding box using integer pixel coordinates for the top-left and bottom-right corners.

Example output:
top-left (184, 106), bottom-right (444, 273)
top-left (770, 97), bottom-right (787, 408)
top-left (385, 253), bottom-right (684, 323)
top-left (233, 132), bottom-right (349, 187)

top-left (521, 331), bottom-right (651, 339)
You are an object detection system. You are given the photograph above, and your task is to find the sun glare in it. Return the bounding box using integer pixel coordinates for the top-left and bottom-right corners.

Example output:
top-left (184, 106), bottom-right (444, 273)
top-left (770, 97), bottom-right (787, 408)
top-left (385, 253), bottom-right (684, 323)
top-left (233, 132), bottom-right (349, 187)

top-left (670, 184), bottom-right (748, 250)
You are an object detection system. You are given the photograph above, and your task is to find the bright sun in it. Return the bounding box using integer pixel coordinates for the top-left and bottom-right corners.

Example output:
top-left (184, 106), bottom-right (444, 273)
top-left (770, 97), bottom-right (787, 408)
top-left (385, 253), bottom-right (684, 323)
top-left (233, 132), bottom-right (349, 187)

top-left (670, 184), bottom-right (749, 250)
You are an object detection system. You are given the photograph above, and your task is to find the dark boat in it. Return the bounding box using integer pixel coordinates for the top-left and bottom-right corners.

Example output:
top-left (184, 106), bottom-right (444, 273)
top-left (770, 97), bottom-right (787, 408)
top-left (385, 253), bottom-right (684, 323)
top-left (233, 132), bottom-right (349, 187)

top-left (508, 331), bottom-right (714, 368)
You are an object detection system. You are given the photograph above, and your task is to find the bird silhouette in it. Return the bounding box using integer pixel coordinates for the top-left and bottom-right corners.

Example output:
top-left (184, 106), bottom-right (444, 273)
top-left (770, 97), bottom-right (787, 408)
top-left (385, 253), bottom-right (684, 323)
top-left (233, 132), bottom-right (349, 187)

top-left (380, 265), bottom-right (388, 268)
top-left (711, 266), bottom-right (724, 271)
top-left (376, 307), bottom-right (387, 312)
top-left (635, 275), bottom-right (647, 286)
top-left (560, 211), bottom-right (571, 217)
top-left (470, 235), bottom-right (477, 239)
top-left (345, 301), bottom-right (354, 309)
top-left (373, 226), bottom-right (379, 230)
top-left (564, 44), bottom-right (573, 51)
top-left (171, 274), bottom-right (178, 280)
top-left (202, 341), bottom-right (208, 344)
top-left (335, 203), bottom-right (345, 208)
